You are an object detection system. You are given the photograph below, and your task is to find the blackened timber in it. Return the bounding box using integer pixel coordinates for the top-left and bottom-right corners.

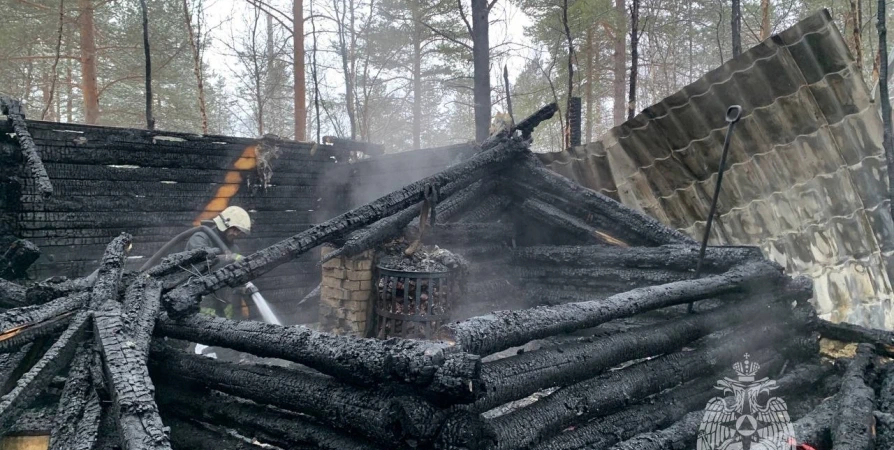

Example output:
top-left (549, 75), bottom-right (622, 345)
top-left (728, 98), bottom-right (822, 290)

top-left (0, 240), bottom-right (40, 280)
top-left (815, 319), bottom-right (894, 356)
top-left (456, 195), bottom-right (513, 223)
top-left (88, 233), bottom-right (131, 309)
top-left (416, 223), bottom-right (515, 246)
top-left (121, 277), bottom-right (163, 357)
top-left (511, 244), bottom-right (762, 273)
top-left (879, 365), bottom-right (894, 449)
top-left (164, 415), bottom-right (257, 450)
top-left (517, 266), bottom-right (689, 292)
top-left (0, 292), bottom-right (87, 352)
top-left (520, 197), bottom-right (627, 246)
top-left (156, 384), bottom-right (381, 450)
top-left (831, 343), bottom-right (876, 449)
top-left (24, 275), bottom-right (94, 306)
top-left (154, 312), bottom-right (482, 402)
top-left (481, 324), bottom-right (790, 450)
top-left (93, 299), bottom-right (171, 450)
top-left (0, 344), bottom-right (34, 394)
top-left (794, 396), bottom-right (836, 450)
top-left (609, 410), bottom-right (701, 450)
top-left (511, 154), bottom-right (694, 245)
top-left (149, 344), bottom-right (423, 445)
top-left (0, 279), bottom-right (25, 308)
top-left (324, 178), bottom-right (486, 262)
top-left (8, 112), bottom-right (53, 198)
top-left (49, 346), bottom-right (102, 450)
top-left (428, 180), bottom-right (497, 224)
top-left (143, 247), bottom-right (219, 278)
top-left (437, 260), bottom-right (785, 355)
top-left (472, 295), bottom-right (807, 413)
top-left (0, 311), bottom-right (89, 435)
top-left (165, 138), bottom-right (530, 316)
top-left (514, 103), bottom-right (559, 139)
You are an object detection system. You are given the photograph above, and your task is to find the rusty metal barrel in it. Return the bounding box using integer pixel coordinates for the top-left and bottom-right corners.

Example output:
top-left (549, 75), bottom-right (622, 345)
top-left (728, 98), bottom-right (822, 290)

top-left (373, 267), bottom-right (452, 340)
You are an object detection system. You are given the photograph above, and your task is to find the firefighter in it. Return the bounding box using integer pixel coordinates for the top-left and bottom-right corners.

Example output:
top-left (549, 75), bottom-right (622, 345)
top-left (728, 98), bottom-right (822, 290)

top-left (186, 206), bottom-right (252, 320)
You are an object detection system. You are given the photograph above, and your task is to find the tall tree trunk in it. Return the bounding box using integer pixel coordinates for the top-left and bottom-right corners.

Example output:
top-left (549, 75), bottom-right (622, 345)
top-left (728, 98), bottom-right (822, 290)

top-left (731, 0), bottom-right (742, 57)
top-left (66, 64), bottom-right (73, 123)
top-left (334, 0), bottom-right (356, 139)
top-left (139, 0), bottom-right (154, 129)
top-left (77, 0), bottom-right (99, 124)
top-left (471, 0), bottom-right (491, 143)
top-left (760, 0), bottom-right (770, 40)
top-left (612, 0), bottom-right (625, 126)
top-left (627, 0), bottom-right (639, 121)
top-left (411, 0), bottom-right (423, 149)
top-left (42, 0), bottom-right (65, 121)
top-left (852, 0), bottom-right (864, 73)
top-left (585, 25), bottom-right (594, 143)
top-left (294, 0), bottom-right (306, 141)
top-left (879, 0), bottom-right (894, 220)
top-left (310, 0), bottom-right (321, 142)
top-left (563, 0), bottom-right (574, 149)
top-left (183, 0), bottom-right (208, 134)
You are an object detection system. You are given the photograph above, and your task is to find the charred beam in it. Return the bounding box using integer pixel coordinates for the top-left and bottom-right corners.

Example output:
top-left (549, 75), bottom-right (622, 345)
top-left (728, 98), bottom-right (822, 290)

top-left (610, 410), bottom-right (701, 450)
top-left (0, 240), bottom-right (40, 280)
top-left (93, 299), bottom-right (171, 450)
top-left (49, 345), bottom-right (101, 450)
top-left (413, 223), bottom-right (515, 246)
top-left (456, 195), bottom-right (513, 224)
top-left (478, 324), bottom-right (790, 450)
top-left (510, 154), bottom-right (694, 245)
top-left (88, 233), bottom-right (131, 309)
top-left (831, 343), bottom-right (876, 449)
top-left (437, 260), bottom-right (785, 355)
top-left (815, 319), bottom-right (894, 356)
top-left (0, 292), bottom-right (88, 353)
top-left (473, 294), bottom-right (807, 413)
top-left (520, 197), bottom-right (627, 246)
top-left (144, 247), bottom-right (219, 278)
top-left (8, 109), bottom-right (53, 198)
top-left (794, 396), bottom-right (836, 450)
top-left (156, 384), bottom-right (382, 450)
top-left (0, 311), bottom-right (89, 435)
top-left (0, 278), bottom-right (25, 308)
top-left (166, 138), bottom-right (531, 317)
top-left (427, 180), bottom-right (498, 224)
top-left (155, 312), bottom-right (482, 402)
top-left (24, 275), bottom-right (94, 306)
top-left (150, 343), bottom-right (430, 445)
top-left (511, 244), bottom-right (762, 272)
top-left (514, 103), bottom-right (559, 139)
top-left (163, 415), bottom-right (257, 450)
top-left (517, 266), bottom-right (690, 293)
top-left (879, 364), bottom-right (894, 449)
top-left (121, 277), bottom-right (163, 357)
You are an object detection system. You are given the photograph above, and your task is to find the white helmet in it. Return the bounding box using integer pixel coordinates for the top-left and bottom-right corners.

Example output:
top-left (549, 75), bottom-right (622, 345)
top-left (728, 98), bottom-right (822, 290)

top-left (213, 206), bottom-right (252, 235)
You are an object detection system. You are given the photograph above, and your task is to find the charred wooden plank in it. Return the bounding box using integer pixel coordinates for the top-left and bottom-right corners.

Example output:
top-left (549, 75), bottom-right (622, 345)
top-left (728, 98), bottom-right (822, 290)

top-left (510, 154), bottom-right (694, 245)
top-left (8, 111), bottom-right (53, 198)
top-left (93, 299), bottom-right (171, 450)
top-left (478, 323), bottom-right (790, 450)
top-left (878, 364), bottom-right (894, 450)
top-left (88, 234), bottom-right (131, 309)
top-left (609, 410), bottom-right (701, 450)
top-left (794, 396), bottom-right (836, 450)
top-left (0, 292), bottom-right (88, 352)
top-left (24, 275), bottom-right (94, 306)
top-left (831, 343), bottom-right (876, 449)
top-left (520, 197), bottom-right (627, 246)
top-left (427, 180), bottom-right (498, 224)
top-left (472, 294), bottom-right (807, 413)
top-left (49, 345), bottom-right (102, 450)
top-left (150, 343), bottom-right (408, 445)
top-left (511, 244), bottom-right (762, 272)
top-left (455, 195), bottom-right (513, 223)
top-left (516, 266), bottom-right (690, 293)
top-left (155, 312), bottom-right (482, 402)
top-left (514, 103), bottom-right (559, 139)
top-left (0, 311), bottom-right (89, 435)
top-left (143, 247), bottom-right (219, 278)
top-left (156, 383), bottom-right (381, 450)
top-left (121, 277), bottom-right (163, 357)
top-left (815, 319), bottom-right (894, 356)
top-left (0, 240), bottom-right (40, 280)
top-left (437, 260), bottom-right (786, 355)
top-left (164, 415), bottom-right (257, 450)
top-left (165, 138), bottom-right (530, 317)
top-left (416, 223), bottom-right (515, 246)
top-left (0, 344), bottom-right (35, 394)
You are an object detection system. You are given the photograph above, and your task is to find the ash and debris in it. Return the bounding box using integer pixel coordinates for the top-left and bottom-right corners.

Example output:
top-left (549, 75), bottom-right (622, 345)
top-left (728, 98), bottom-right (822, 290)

top-left (377, 238), bottom-right (468, 274)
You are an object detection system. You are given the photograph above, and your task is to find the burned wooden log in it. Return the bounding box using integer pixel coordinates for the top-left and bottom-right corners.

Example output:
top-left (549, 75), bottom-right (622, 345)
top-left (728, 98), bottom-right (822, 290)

top-left (163, 415), bottom-right (257, 450)
top-left (519, 197), bottom-right (627, 246)
top-left (7, 108), bottom-right (53, 198)
top-left (0, 239), bottom-right (40, 280)
top-left (166, 137), bottom-right (531, 316)
top-left (815, 319), bottom-right (894, 356)
top-left (794, 396), bottom-right (837, 450)
top-left (0, 292), bottom-right (88, 352)
top-left (514, 103), bottom-right (559, 139)
top-left (878, 364), bottom-right (894, 450)
top-left (143, 247), bottom-right (219, 278)
top-left (416, 223), bottom-right (515, 246)
top-left (472, 294), bottom-right (808, 413)
top-left (88, 233), bottom-right (131, 309)
top-left (0, 311), bottom-right (89, 435)
top-left (121, 278), bottom-right (163, 357)
top-left (156, 384), bottom-right (379, 450)
top-left (508, 155), bottom-right (694, 245)
top-left (610, 410), bottom-right (701, 450)
top-left (155, 312), bottom-right (482, 402)
top-left (0, 278), bottom-right (25, 308)
top-left (516, 266), bottom-right (690, 294)
top-left (475, 323), bottom-right (791, 450)
top-left (511, 244), bottom-right (762, 273)
top-left (455, 195), bottom-right (513, 224)
top-left (429, 180), bottom-right (499, 224)
top-left (438, 260), bottom-right (786, 355)
top-left (94, 298), bottom-right (170, 450)
top-left (831, 343), bottom-right (876, 449)
top-left (49, 346), bottom-right (101, 450)
top-left (149, 343), bottom-right (437, 445)
top-left (24, 275), bottom-right (94, 306)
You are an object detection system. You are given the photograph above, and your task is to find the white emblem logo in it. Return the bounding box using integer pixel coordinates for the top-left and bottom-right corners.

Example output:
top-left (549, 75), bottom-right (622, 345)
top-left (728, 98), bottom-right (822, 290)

top-left (697, 354), bottom-right (796, 450)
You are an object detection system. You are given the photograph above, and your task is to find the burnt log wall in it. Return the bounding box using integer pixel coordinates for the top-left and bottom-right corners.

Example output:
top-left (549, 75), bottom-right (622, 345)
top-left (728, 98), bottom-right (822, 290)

top-left (1, 118), bottom-right (477, 324)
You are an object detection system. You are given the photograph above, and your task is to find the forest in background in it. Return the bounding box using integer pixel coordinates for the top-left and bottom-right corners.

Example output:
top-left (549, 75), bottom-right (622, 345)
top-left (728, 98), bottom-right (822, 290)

top-left (0, 0), bottom-right (888, 153)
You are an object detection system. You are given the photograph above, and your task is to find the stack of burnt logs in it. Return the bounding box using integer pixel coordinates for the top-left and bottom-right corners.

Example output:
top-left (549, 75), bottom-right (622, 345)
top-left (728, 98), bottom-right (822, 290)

top-left (0, 103), bottom-right (891, 450)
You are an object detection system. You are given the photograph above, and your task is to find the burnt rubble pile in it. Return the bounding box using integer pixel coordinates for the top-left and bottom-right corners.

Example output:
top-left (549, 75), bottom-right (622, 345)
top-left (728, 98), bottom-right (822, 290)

top-left (0, 102), bottom-right (892, 450)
